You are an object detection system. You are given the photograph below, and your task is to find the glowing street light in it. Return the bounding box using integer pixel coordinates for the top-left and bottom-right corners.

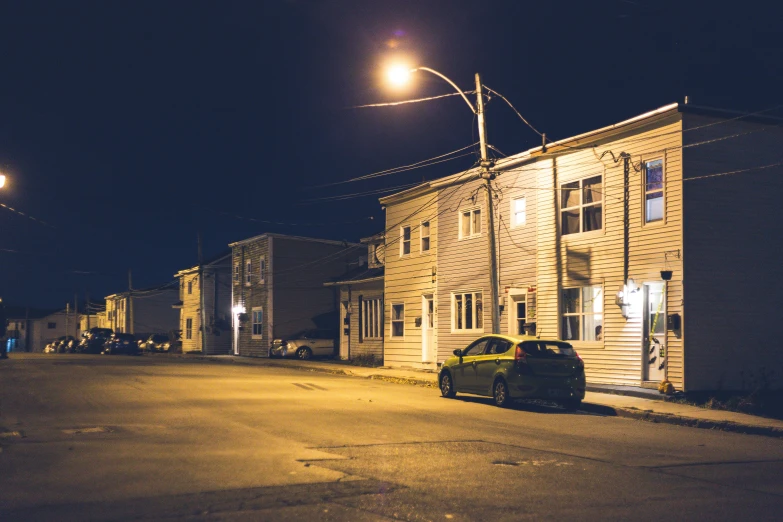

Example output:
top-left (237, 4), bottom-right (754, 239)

top-left (383, 64), bottom-right (501, 334)
top-left (0, 173), bottom-right (6, 189)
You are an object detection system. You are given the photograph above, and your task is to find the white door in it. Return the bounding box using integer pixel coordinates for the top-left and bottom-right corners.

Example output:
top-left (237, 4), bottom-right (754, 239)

top-left (643, 283), bottom-right (666, 382)
top-left (508, 292), bottom-right (527, 335)
top-left (340, 301), bottom-right (350, 360)
top-left (422, 295), bottom-right (435, 363)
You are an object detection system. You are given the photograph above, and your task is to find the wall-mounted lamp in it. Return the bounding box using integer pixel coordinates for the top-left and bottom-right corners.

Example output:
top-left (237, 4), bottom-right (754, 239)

top-left (615, 278), bottom-right (641, 318)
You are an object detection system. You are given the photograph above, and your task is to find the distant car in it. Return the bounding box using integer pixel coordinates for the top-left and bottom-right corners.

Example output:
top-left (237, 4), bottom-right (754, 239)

top-left (140, 334), bottom-right (171, 352)
top-left (57, 336), bottom-right (78, 353)
top-left (43, 337), bottom-right (64, 353)
top-left (269, 329), bottom-right (336, 360)
top-left (102, 333), bottom-right (141, 356)
top-left (438, 334), bottom-right (586, 409)
top-left (78, 328), bottom-right (113, 354)
top-left (65, 337), bottom-right (81, 353)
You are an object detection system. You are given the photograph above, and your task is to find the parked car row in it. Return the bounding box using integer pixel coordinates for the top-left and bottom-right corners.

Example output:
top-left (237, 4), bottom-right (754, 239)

top-left (43, 328), bottom-right (180, 356)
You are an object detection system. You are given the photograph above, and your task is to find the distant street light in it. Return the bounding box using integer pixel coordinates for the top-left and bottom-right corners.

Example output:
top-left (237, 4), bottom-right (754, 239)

top-left (385, 65), bottom-right (501, 334)
top-left (0, 173), bottom-right (6, 189)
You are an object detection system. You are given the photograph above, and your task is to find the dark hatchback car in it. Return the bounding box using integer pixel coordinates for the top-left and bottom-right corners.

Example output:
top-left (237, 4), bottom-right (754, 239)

top-left (140, 334), bottom-right (171, 352)
top-left (103, 333), bottom-right (142, 355)
top-left (78, 327), bottom-right (114, 354)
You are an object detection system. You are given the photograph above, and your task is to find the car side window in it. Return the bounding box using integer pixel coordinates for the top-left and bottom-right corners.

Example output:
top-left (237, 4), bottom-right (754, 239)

top-left (490, 340), bottom-right (511, 354)
top-left (463, 338), bottom-right (491, 356)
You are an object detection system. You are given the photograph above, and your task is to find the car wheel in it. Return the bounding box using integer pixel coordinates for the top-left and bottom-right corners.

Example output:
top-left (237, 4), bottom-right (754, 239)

top-left (562, 399), bottom-right (582, 411)
top-left (439, 372), bottom-right (456, 398)
top-left (296, 347), bottom-right (312, 360)
top-left (493, 378), bottom-right (511, 407)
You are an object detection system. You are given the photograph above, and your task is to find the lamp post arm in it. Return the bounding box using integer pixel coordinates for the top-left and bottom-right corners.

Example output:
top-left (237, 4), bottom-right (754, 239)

top-left (414, 67), bottom-right (476, 114)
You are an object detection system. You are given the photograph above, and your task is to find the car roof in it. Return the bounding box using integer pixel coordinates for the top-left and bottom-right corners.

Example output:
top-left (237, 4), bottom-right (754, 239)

top-left (480, 333), bottom-right (567, 344)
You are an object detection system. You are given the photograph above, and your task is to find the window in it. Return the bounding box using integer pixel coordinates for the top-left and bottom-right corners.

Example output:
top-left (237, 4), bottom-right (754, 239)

top-left (512, 197), bottom-right (526, 227)
top-left (187, 281), bottom-right (193, 295)
top-left (420, 221), bottom-right (430, 252)
top-left (561, 286), bottom-right (603, 342)
top-left (234, 264), bottom-right (240, 283)
top-left (460, 208), bottom-right (481, 238)
top-left (245, 260), bottom-right (252, 286)
top-left (391, 303), bottom-right (404, 338)
top-left (453, 291), bottom-right (484, 331)
top-left (252, 307), bottom-right (263, 337)
top-left (561, 175), bottom-right (603, 235)
top-left (400, 226), bottom-right (411, 256)
top-left (185, 318), bottom-right (193, 340)
top-left (462, 337), bottom-right (491, 356)
top-left (47, 322), bottom-right (56, 329)
top-left (259, 257), bottom-right (266, 284)
top-left (361, 298), bottom-right (382, 340)
top-left (644, 159), bottom-right (664, 223)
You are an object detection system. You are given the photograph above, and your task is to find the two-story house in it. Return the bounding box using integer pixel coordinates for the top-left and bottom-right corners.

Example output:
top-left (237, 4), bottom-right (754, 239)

top-left (173, 250), bottom-right (232, 354)
top-left (378, 185), bottom-right (439, 369)
top-left (229, 233), bottom-right (364, 357)
top-left (325, 233), bottom-right (385, 361)
top-left (105, 284), bottom-right (179, 337)
top-left (382, 102), bottom-right (783, 392)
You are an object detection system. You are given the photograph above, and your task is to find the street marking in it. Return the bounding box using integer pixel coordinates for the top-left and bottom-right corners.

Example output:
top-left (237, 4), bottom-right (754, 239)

top-left (306, 382), bottom-right (327, 390)
top-left (0, 431), bottom-right (22, 439)
top-left (61, 426), bottom-right (111, 435)
top-left (293, 383), bottom-right (314, 390)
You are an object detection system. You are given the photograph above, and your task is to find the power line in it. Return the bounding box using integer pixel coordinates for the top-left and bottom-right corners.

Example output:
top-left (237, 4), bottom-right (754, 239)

top-left (197, 206), bottom-right (377, 225)
top-left (298, 183), bottom-right (422, 204)
top-left (346, 91), bottom-right (476, 109)
top-left (0, 202), bottom-right (57, 229)
top-left (482, 85), bottom-right (544, 137)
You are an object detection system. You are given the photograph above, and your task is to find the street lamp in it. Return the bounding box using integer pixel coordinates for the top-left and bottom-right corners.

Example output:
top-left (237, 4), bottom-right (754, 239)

top-left (0, 173), bottom-right (6, 189)
top-left (386, 66), bottom-right (501, 334)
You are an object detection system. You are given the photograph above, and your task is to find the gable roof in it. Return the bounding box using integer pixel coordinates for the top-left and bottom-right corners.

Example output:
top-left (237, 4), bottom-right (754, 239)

top-left (228, 232), bottom-right (362, 249)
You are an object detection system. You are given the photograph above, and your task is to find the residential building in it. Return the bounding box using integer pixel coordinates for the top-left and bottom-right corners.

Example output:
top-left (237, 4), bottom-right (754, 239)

top-left (4, 307), bottom-right (79, 352)
top-left (381, 102), bottom-right (783, 392)
top-left (105, 284), bottom-right (179, 337)
top-left (325, 234), bottom-right (385, 361)
top-left (173, 250), bottom-right (232, 354)
top-left (229, 233), bottom-right (364, 357)
top-left (378, 186), bottom-right (439, 369)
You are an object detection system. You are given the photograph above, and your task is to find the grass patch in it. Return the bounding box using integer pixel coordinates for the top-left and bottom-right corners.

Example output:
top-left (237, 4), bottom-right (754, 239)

top-left (672, 390), bottom-right (783, 421)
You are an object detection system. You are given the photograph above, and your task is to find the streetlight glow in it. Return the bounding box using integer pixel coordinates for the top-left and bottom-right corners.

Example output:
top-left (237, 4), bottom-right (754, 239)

top-left (387, 65), bottom-right (413, 86)
top-left (0, 174), bottom-right (5, 189)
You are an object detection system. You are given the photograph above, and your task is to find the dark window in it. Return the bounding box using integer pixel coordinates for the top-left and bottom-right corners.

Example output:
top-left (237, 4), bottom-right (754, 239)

top-left (47, 322), bottom-right (56, 329)
top-left (561, 176), bottom-right (603, 235)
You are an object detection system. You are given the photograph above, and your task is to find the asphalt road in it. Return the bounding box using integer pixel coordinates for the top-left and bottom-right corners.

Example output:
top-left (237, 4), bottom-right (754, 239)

top-left (1, 354), bottom-right (782, 521)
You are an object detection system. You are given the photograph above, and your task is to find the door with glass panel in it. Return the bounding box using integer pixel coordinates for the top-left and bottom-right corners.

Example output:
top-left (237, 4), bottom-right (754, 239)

top-left (422, 295), bottom-right (435, 363)
top-left (643, 283), bottom-right (666, 382)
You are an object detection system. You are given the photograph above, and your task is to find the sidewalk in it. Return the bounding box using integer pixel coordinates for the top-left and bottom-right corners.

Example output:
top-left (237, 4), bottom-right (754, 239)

top-left (175, 354), bottom-right (783, 438)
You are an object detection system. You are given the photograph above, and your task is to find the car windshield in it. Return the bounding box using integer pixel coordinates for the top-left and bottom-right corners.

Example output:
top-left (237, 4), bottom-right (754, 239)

top-left (116, 334), bottom-right (135, 341)
top-left (519, 341), bottom-right (576, 358)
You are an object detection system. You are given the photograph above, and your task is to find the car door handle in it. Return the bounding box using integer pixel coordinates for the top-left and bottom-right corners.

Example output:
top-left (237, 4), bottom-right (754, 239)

top-left (495, 359), bottom-right (500, 365)
top-left (472, 361), bottom-right (477, 367)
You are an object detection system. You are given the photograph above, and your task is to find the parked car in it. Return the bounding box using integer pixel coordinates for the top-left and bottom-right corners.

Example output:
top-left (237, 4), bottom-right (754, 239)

top-left (78, 327), bottom-right (114, 354)
top-left (139, 334), bottom-right (171, 352)
top-left (65, 337), bottom-right (81, 353)
top-left (43, 337), bottom-right (64, 353)
top-left (56, 336), bottom-right (79, 353)
top-left (269, 329), bottom-right (336, 360)
top-left (438, 334), bottom-right (586, 409)
top-left (102, 333), bottom-right (142, 356)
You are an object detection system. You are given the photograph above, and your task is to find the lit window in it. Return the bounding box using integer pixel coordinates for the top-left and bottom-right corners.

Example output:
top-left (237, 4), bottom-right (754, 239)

top-left (400, 226), bottom-right (411, 256)
top-left (561, 176), bottom-right (603, 235)
top-left (460, 208), bottom-right (481, 238)
top-left (453, 291), bottom-right (484, 331)
top-left (644, 159), bottom-right (664, 223)
top-left (185, 318), bottom-right (193, 340)
top-left (420, 221), bottom-right (430, 252)
top-left (245, 260), bottom-right (252, 286)
top-left (391, 303), bottom-right (404, 338)
top-left (252, 307), bottom-right (263, 337)
top-left (361, 298), bottom-right (382, 340)
top-left (561, 286), bottom-right (603, 341)
top-left (512, 197), bottom-right (526, 227)
top-left (259, 257), bottom-right (266, 284)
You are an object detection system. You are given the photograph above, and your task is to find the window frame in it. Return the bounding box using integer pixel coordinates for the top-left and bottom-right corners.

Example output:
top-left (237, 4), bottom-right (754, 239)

top-left (560, 285), bottom-right (604, 346)
top-left (451, 290), bottom-right (485, 333)
top-left (234, 264), bottom-right (240, 283)
top-left (245, 260), bottom-right (252, 286)
top-left (251, 306), bottom-right (263, 339)
top-left (185, 318), bottom-right (193, 340)
top-left (259, 256), bottom-right (266, 284)
top-left (187, 280), bottom-right (193, 295)
top-left (560, 174), bottom-right (604, 237)
top-left (458, 207), bottom-right (482, 240)
top-left (511, 197), bottom-right (527, 228)
top-left (390, 303), bottom-right (405, 339)
top-left (420, 220), bottom-right (431, 253)
top-left (642, 157), bottom-right (666, 226)
top-left (400, 226), bottom-right (411, 257)
top-left (361, 297), bottom-right (383, 341)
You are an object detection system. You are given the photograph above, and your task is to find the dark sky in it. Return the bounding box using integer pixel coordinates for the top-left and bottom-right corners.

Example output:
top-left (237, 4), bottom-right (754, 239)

top-left (1, 0), bottom-right (782, 308)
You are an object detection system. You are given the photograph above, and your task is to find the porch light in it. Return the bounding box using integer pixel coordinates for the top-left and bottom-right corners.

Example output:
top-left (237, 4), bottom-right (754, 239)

top-left (232, 305), bottom-right (245, 315)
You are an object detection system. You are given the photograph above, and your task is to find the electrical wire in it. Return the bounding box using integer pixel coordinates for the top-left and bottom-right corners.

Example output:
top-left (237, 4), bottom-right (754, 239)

top-left (0, 202), bottom-right (57, 229)
top-left (346, 91), bottom-right (476, 109)
top-left (298, 183), bottom-right (422, 204)
top-left (482, 85), bottom-right (544, 137)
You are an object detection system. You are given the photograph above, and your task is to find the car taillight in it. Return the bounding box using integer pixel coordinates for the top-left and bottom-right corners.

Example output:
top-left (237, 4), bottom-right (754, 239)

top-left (514, 345), bottom-right (526, 365)
top-left (575, 351), bottom-right (584, 368)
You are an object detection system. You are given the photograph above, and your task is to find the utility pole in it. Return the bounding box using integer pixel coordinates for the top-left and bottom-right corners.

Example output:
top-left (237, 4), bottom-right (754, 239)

top-left (198, 232), bottom-right (207, 354)
top-left (128, 269), bottom-right (134, 335)
top-left (475, 73), bottom-right (500, 334)
top-left (86, 291), bottom-right (91, 330)
top-left (74, 293), bottom-right (79, 337)
top-left (65, 302), bottom-right (70, 344)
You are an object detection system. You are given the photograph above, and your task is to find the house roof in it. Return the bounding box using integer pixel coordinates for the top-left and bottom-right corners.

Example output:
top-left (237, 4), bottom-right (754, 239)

top-left (228, 232), bottom-right (363, 249)
top-left (174, 249), bottom-right (232, 277)
top-left (381, 102), bottom-right (783, 203)
top-left (105, 281), bottom-right (178, 300)
top-left (323, 266), bottom-right (384, 287)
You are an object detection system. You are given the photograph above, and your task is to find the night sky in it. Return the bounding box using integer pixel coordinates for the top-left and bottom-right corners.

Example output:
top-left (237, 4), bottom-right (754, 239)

top-left (1, 0), bottom-right (782, 308)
